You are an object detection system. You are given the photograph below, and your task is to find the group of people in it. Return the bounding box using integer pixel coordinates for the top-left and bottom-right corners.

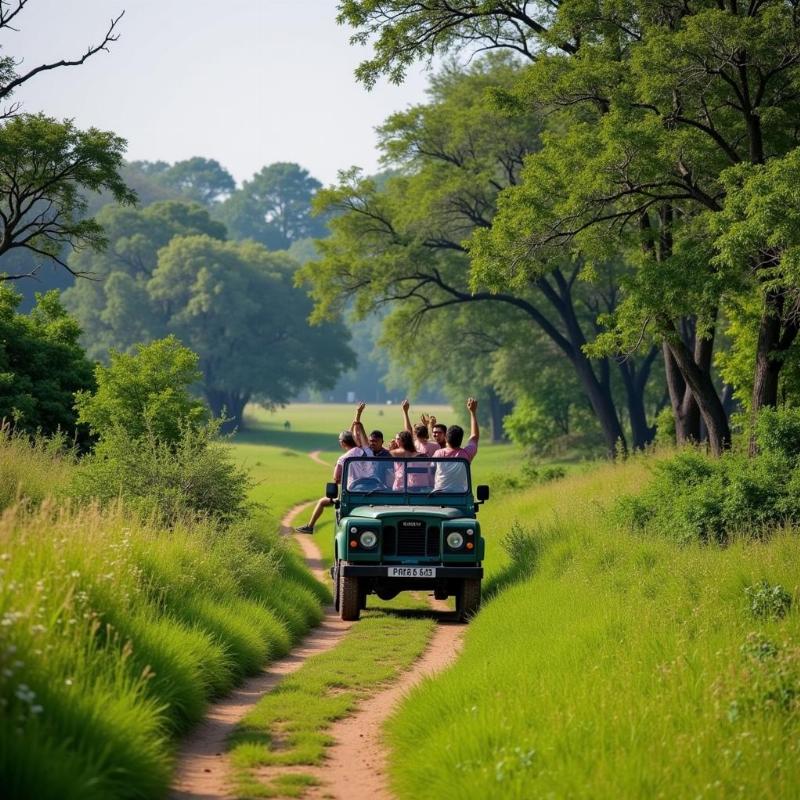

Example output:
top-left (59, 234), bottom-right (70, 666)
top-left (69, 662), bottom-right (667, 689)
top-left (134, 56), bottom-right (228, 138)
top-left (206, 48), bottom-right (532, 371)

top-left (294, 398), bottom-right (480, 534)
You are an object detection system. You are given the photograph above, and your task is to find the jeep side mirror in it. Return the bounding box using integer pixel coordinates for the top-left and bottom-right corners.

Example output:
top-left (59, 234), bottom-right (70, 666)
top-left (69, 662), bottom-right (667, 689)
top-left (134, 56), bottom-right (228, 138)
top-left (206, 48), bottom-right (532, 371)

top-left (325, 482), bottom-right (338, 500)
top-left (476, 484), bottom-right (490, 502)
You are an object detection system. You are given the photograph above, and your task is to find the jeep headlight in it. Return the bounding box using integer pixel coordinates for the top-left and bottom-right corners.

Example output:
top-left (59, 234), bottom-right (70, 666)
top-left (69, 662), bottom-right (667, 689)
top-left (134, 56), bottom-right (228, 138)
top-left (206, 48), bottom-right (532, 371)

top-left (359, 530), bottom-right (378, 548)
top-left (446, 532), bottom-right (464, 549)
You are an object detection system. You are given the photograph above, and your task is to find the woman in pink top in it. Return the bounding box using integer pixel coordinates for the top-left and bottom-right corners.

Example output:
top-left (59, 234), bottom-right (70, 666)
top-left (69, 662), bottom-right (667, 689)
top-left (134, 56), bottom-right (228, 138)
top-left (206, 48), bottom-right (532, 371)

top-left (389, 430), bottom-right (429, 491)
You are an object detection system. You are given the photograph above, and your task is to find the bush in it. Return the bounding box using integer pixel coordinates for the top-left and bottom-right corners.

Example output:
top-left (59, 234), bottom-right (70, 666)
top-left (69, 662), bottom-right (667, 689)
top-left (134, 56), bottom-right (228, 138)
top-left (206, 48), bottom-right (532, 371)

top-left (745, 580), bottom-right (793, 620)
top-left (614, 430), bottom-right (800, 543)
top-left (72, 419), bottom-right (251, 524)
top-left (75, 336), bottom-right (207, 446)
top-left (755, 406), bottom-right (800, 463)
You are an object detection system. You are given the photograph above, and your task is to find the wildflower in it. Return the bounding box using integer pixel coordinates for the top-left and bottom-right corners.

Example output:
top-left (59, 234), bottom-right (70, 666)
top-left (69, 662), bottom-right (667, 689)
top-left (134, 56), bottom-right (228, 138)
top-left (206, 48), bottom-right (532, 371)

top-left (69, 571), bottom-right (80, 578)
top-left (64, 678), bottom-right (73, 686)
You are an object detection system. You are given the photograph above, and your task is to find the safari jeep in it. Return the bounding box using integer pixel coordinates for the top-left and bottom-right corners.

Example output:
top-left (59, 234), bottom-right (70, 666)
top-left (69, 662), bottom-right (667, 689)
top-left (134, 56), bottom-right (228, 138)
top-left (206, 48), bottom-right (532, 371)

top-left (326, 456), bottom-right (489, 622)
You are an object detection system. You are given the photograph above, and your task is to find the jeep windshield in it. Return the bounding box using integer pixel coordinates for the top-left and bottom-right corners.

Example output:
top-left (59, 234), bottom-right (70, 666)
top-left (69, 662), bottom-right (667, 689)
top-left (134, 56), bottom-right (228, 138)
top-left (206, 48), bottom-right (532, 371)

top-left (342, 456), bottom-right (471, 496)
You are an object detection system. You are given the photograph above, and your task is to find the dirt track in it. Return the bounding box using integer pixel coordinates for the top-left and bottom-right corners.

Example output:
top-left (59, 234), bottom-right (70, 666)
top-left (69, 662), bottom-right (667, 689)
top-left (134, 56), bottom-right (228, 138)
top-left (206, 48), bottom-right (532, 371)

top-left (171, 469), bottom-right (465, 800)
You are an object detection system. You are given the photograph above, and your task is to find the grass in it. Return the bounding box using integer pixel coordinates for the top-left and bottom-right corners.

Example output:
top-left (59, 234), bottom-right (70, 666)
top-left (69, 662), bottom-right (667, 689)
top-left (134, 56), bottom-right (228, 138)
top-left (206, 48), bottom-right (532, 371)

top-left (386, 456), bottom-right (800, 799)
top-left (228, 596), bottom-right (436, 799)
top-left (0, 431), bottom-right (328, 800)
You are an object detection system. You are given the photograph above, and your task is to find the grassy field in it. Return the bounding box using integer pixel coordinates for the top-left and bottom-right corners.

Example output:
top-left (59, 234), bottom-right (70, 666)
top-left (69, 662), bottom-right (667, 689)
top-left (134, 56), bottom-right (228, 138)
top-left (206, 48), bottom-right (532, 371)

top-left (0, 430), bottom-right (327, 800)
top-left (386, 456), bottom-right (800, 799)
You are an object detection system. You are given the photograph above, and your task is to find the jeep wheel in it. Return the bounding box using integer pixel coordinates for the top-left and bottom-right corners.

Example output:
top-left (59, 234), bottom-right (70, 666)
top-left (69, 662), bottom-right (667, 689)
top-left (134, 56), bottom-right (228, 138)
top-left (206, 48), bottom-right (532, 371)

top-left (339, 565), bottom-right (361, 621)
top-left (456, 578), bottom-right (481, 623)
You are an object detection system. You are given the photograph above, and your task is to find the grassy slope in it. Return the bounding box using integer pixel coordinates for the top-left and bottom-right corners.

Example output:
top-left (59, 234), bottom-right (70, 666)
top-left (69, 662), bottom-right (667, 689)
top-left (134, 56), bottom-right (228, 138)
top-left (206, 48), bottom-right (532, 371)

top-left (0, 427), bottom-right (328, 800)
top-left (387, 457), bottom-right (800, 799)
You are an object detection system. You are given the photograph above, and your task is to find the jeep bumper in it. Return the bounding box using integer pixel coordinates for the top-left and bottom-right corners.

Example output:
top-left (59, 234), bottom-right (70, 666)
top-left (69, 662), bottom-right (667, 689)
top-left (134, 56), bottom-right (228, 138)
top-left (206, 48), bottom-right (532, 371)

top-left (340, 565), bottom-right (483, 578)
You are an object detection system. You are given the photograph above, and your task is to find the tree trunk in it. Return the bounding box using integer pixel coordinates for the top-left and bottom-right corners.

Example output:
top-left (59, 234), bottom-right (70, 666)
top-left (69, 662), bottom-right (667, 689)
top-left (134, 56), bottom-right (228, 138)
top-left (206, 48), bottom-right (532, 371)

top-left (663, 342), bottom-right (701, 444)
top-left (205, 389), bottom-right (250, 433)
top-left (617, 347), bottom-right (658, 450)
top-left (664, 334), bottom-right (730, 456)
top-left (570, 349), bottom-right (627, 456)
top-left (486, 386), bottom-right (511, 443)
top-left (749, 288), bottom-right (800, 453)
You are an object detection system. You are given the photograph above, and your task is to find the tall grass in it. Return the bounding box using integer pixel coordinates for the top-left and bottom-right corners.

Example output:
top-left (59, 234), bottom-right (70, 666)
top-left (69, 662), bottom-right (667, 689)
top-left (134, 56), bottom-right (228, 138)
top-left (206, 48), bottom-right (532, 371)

top-left (387, 457), bottom-right (800, 798)
top-left (0, 427), bottom-right (74, 511)
top-left (0, 434), bottom-right (328, 799)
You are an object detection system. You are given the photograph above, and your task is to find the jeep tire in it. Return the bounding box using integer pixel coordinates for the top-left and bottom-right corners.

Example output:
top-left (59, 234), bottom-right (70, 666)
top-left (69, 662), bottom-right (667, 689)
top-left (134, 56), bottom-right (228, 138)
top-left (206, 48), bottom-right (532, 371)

top-left (456, 578), bottom-right (481, 623)
top-left (339, 563), bottom-right (361, 621)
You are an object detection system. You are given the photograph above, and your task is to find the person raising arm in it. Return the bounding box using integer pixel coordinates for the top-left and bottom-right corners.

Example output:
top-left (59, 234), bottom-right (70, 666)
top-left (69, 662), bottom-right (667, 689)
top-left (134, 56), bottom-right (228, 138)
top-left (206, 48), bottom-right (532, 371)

top-left (401, 399), bottom-right (439, 456)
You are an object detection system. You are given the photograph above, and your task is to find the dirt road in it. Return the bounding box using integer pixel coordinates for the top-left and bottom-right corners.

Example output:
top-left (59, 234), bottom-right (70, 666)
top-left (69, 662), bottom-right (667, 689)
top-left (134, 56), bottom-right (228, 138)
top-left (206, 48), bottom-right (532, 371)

top-left (171, 473), bottom-right (465, 800)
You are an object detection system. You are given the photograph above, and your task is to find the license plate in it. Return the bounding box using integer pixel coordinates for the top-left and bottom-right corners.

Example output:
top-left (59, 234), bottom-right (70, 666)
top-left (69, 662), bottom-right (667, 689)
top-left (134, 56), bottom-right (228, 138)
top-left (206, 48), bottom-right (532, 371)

top-left (387, 566), bottom-right (437, 578)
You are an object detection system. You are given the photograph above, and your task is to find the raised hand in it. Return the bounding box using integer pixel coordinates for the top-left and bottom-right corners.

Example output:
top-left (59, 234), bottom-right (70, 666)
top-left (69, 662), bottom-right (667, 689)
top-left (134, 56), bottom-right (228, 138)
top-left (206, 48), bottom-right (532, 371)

top-left (420, 412), bottom-right (430, 426)
top-left (355, 401), bottom-right (366, 421)
top-left (467, 397), bottom-right (478, 413)
top-left (401, 398), bottom-right (410, 413)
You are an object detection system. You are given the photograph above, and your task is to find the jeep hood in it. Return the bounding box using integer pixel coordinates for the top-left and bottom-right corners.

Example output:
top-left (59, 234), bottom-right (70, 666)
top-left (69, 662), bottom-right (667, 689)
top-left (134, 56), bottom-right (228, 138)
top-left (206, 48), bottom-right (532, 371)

top-left (348, 505), bottom-right (466, 520)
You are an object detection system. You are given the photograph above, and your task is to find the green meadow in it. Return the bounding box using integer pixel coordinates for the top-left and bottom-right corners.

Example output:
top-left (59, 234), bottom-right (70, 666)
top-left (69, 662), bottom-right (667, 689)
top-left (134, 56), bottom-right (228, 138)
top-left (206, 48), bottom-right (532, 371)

top-left (386, 457), bottom-right (800, 799)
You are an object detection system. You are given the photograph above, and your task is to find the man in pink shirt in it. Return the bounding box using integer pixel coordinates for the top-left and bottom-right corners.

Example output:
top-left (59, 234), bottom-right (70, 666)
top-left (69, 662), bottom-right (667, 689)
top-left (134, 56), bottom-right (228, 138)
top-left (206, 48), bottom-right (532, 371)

top-left (432, 397), bottom-right (479, 492)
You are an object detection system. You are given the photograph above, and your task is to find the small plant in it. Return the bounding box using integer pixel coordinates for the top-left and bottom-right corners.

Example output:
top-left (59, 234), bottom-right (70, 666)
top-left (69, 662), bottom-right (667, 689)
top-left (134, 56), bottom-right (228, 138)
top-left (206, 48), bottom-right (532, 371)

top-left (745, 580), bottom-right (792, 620)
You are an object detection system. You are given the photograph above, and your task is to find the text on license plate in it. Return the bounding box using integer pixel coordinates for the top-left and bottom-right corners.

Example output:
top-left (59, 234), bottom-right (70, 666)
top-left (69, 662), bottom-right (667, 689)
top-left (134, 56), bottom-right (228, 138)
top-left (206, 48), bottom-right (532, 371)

top-left (387, 566), bottom-right (437, 578)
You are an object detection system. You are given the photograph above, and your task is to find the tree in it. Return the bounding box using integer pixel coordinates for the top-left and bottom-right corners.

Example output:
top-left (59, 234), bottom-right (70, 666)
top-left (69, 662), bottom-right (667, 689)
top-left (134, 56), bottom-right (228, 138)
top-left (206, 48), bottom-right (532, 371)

top-left (0, 114), bottom-right (135, 279)
top-left (339, 0), bottom-right (800, 455)
top-left (148, 235), bottom-right (354, 428)
top-left (218, 162), bottom-right (327, 249)
top-left (0, 3), bottom-right (131, 280)
top-left (0, 284), bottom-right (94, 435)
top-left (301, 57), bottom-right (658, 454)
top-left (62, 200), bottom-right (227, 360)
top-left (0, 3), bottom-right (123, 118)
top-left (158, 157), bottom-right (236, 205)
top-left (75, 335), bottom-right (207, 445)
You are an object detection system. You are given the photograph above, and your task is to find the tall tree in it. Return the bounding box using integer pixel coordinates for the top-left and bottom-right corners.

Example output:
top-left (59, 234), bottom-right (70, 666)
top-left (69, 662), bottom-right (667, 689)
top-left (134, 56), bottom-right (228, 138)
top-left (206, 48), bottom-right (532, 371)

top-left (148, 235), bottom-right (354, 428)
top-left (339, 0), bottom-right (800, 454)
top-left (62, 201), bottom-right (227, 359)
top-left (218, 162), bottom-right (327, 250)
top-left (159, 157), bottom-right (236, 205)
top-left (0, 115), bottom-right (135, 280)
top-left (0, 2), bottom-right (131, 281)
top-left (302, 57), bottom-right (657, 453)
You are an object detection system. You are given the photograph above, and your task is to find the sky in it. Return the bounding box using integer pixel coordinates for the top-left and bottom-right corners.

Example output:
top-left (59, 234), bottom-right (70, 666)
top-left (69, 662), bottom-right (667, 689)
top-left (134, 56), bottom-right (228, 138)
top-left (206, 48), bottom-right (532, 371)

top-left (7, 0), bottom-right (435, 186)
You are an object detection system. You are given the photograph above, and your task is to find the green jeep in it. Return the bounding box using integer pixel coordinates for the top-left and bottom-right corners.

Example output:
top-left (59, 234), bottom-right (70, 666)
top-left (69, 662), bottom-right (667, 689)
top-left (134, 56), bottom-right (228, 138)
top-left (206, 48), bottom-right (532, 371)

top-left (326, 455), bottom-right (489, 622)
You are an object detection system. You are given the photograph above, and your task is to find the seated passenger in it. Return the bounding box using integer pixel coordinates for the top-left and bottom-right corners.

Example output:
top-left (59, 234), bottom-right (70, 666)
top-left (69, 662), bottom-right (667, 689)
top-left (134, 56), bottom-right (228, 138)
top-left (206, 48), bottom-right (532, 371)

top-left (295, 430), bottom-right (373, 534)
top-left (351, 402), bottom-right (393, 487)
top-left (432, 397), bottom-right (479, 493)
top-left (388, 430), bottom-right (430, 491)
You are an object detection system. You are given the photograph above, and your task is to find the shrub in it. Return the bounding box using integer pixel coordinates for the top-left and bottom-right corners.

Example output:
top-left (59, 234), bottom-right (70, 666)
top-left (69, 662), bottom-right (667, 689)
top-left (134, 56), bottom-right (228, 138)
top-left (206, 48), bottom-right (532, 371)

top-left (745, 580), bottom-right (793, 620)
top-left (755, 406), bottom-right (800, 463)
top-left (72, 419), bottom-right (251, 524)
top-left (614, 440), bottom-right (799, 543)
top-left (75, 335), bottom-right (207, 446)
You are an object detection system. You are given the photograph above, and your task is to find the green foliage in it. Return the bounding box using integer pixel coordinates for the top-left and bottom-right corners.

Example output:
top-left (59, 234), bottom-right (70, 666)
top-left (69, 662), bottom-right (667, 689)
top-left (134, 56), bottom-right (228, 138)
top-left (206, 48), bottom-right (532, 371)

top-left (0, 114), bottom-right (135, 277)
top-left (217, 162), bottom-right (326, 250)
top-left (64, 202), bottom-right (354, 428)
top-left (62, 200), bottom-right (227, 361)
top-left (755, 406), bottom-right (800, 462)
top-left (75, 336), bottom-right (206, 444)
top-left (73, 419), bottom-right (251, 524)
top-left (0, 285), bottom-right (94, 435)
top-left (616, 407), bottom-right (800, 542)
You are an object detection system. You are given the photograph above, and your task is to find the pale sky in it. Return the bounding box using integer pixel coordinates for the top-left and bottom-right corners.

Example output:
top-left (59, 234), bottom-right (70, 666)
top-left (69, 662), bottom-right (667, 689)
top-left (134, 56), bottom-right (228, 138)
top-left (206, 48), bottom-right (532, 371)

top-left (8, 0), bottom-right (435, 186)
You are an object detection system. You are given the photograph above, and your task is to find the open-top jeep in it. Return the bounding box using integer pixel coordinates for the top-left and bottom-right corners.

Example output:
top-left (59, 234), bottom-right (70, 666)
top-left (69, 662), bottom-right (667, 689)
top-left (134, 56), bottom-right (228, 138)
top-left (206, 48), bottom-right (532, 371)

top-left (326, 455), bottom-right (489, 622)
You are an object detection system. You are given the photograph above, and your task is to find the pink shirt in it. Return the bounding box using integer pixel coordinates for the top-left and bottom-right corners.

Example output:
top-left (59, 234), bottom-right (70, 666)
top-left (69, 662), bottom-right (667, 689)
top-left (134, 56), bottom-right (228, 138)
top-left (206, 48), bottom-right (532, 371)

top-left (416, 440), bottom-right (439, 457)
top-left (432, 439), bottom-right (478, 462)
